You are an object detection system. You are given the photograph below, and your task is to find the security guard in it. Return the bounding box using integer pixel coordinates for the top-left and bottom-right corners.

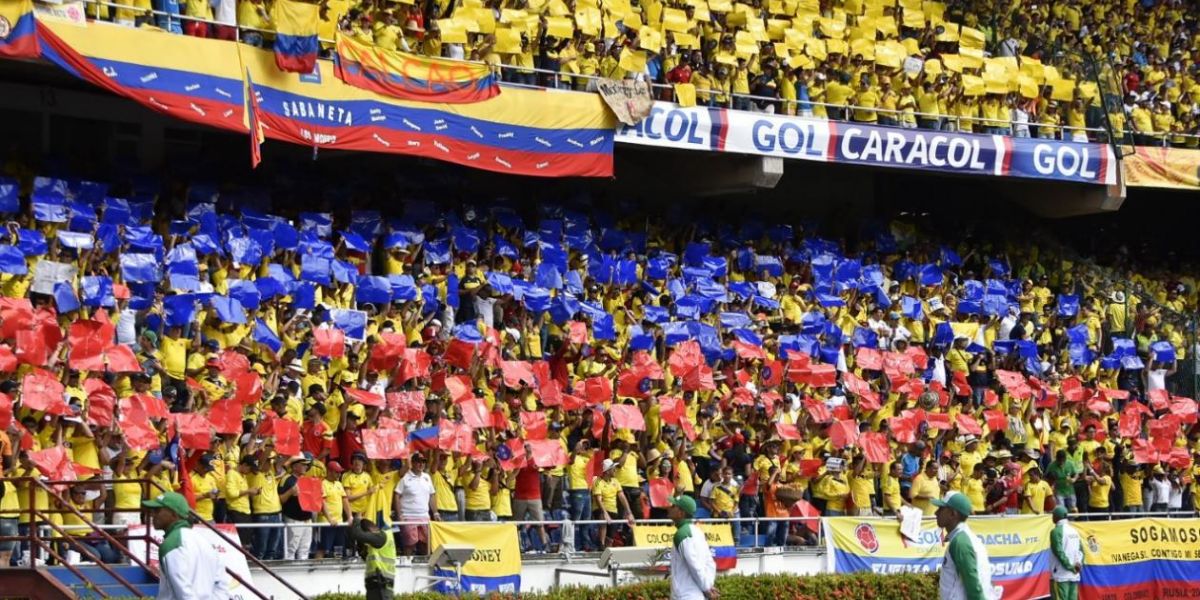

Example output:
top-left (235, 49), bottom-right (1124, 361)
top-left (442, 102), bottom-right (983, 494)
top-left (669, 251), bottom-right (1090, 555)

top-left (348, 516), bottom-right (396, 600)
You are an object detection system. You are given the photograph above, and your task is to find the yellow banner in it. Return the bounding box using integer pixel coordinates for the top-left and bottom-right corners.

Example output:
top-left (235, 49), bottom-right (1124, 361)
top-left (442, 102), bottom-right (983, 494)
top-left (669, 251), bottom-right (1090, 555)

top-left (632, 522), bottom-right (735, 548)
top-left (1123, 146), bottom-right (1200, 190)
top-left (1073, 518), bottom-right (1200, 599)
top-left (429, 522), bottom-right (522, 583)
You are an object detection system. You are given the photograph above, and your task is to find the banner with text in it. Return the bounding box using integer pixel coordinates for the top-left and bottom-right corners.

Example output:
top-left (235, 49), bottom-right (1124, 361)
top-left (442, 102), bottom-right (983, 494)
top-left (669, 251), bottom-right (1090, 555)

top-left (28, 18), bottom-right (613, 177)
top-left (617, 102), bottom-right (1117, 185)
top-left (632, 523), bottom-right (737, 570)
top-left (1074, 518), bottom-right (1200, 600)
top-left (824, 516), bottom-right (1053, 600)
top-left (429, 522), bottom-right (521, 594)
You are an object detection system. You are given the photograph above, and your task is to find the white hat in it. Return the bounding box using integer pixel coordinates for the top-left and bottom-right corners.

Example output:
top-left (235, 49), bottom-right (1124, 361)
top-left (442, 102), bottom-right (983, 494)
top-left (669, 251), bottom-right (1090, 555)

top-left (602, 459), bottom-right (616, 472)
top-left (288, 359), bottom-right (304, 371)
top-left (1111, 291), bottom-right (1126, 303)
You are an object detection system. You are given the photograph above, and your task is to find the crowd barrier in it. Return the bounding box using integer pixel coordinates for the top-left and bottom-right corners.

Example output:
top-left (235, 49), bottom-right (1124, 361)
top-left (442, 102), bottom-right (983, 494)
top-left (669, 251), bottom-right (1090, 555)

top-left (9, 492), bottom-right (1200, 600)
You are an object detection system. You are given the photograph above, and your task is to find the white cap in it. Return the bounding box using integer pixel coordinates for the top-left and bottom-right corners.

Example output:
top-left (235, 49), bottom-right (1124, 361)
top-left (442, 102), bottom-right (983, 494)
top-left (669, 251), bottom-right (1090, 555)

top-left (602, 459), bottom-right (616, 472)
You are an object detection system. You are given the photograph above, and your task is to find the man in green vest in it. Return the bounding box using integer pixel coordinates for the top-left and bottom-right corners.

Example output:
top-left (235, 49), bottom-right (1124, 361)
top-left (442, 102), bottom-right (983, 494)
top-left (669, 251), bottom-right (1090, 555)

top-left (143, 491), bottom-right (231, 600)
top-left (348, 516), bottom-right (396, 600)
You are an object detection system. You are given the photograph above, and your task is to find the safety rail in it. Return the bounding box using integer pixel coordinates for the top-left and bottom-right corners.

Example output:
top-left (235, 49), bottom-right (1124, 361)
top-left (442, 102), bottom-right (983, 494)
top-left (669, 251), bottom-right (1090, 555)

top-left (28, 511), bottom-right (1199, 560)
top-left (33, 0), bottom-right (1200, 149)
top-left (0, 476), bottom-right (311, 600)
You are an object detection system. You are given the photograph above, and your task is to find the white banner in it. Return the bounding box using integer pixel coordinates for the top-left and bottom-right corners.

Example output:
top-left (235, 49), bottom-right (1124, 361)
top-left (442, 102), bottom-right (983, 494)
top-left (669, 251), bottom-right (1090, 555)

top-left (614, 102), bottom-right (719, 152)
top-left (722, 110), bottom-right (833, 161)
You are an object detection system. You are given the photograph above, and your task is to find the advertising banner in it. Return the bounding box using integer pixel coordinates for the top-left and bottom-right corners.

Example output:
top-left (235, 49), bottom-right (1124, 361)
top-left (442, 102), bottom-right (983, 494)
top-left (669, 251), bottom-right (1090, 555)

top-left (429, 522), bottom-right (521, 594)
top-left (632, 522), bottom-right (737, 570)
top-left (616, 102), bottom-right (1117, 185)
top-left (824, 516), bottom-right (1053, 600)
top-left (1074, 518), bottom-right (1200, 600)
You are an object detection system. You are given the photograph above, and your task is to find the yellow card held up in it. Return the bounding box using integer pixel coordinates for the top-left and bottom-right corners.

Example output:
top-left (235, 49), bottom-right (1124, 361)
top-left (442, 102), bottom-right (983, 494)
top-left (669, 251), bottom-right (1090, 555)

top-left (673, 32), bottom-right (700, 48)
top-left (619, 47), bottom-right (647, 72)
top-left (545, 16), bottom-right (574, 38)
top-left (662, 7), bottom-right (690, 31)
top-left (1051, 78), bottom-right (1075, 101)
top-left (1017, 74), bottom-right (1038, 99)
top-left (437, 19), bottom-right (468, 43)
top-left (638, 26), bottom-right (663, 51)
top-left (961, 74), bottom-right (984, 96)
top-left (494, 27), bottom-right (522, 53)
top-left (674, 83), bottom-right (697, 107)
top-left (902, 8), bottom-right (924, 28)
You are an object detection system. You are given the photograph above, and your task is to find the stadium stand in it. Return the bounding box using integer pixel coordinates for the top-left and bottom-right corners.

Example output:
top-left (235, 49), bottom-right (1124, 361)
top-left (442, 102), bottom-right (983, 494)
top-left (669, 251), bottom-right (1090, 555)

top-left (0, 159), bottom-right (1196, 567)
top-left (65, 0), bottom-right (1200, 144)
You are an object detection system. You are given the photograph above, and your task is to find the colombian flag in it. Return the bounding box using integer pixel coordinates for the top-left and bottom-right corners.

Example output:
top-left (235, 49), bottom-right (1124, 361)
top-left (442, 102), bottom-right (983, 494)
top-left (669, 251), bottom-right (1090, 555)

top-left (244, 69), bottom-right (265, 168)
top-left (272, 0), bottom-right (319, 73)
top-left (408, 426), bottom-right (439, 451)
top-left (0, 0), bottom-right (39, 59)
top-left (334, 34), bottom-right (500, 104)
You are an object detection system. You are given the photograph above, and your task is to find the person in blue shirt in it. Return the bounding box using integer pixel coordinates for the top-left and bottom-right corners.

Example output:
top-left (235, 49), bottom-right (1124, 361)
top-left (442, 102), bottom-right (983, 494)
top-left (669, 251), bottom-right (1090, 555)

top-left (900, 441), bottom-right (925, 500)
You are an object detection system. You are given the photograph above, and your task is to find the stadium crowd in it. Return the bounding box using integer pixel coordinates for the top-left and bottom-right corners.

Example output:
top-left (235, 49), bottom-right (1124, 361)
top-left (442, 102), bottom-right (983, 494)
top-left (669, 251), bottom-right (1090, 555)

top-left (73, 0), bottom-right (1200, 145)
top-left (0, 171), bottom-right (1197, 567)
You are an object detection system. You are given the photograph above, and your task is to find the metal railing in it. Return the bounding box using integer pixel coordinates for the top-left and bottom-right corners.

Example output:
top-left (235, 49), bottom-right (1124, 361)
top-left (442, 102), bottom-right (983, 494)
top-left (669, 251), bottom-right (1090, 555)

top-left (0, 476), bottom-right (311, 600)
top-left (40, 0), bottom-right (1200, 148)
top-left (15, 502), bottom-right (1199, 561)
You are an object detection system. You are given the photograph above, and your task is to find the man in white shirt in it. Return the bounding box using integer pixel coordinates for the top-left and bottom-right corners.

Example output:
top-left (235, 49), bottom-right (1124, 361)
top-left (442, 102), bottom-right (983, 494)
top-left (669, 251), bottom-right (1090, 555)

top-left (668, 496), bottom-right (717, 600)
top-left (143, 492), bottom-right (231, 600)
top-left (394, 453), bottom-right (437, 555)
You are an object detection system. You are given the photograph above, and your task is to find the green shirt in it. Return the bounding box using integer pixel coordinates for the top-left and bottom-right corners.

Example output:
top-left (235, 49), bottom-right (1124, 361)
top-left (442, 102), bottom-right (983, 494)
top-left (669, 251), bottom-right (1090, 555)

top-left (1046, 462), bottom-right (1079, 496)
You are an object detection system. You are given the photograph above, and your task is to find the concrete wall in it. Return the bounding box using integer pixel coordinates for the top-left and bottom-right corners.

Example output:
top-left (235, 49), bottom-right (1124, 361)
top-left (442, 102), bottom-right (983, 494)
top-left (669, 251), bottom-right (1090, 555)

top-left (247, 549), bottom-right (828, 599)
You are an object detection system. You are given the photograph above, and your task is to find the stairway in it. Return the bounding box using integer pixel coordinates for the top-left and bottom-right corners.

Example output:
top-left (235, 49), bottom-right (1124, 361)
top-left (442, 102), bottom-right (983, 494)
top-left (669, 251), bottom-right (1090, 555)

top-left (43, 565), bottom-right (159, 599)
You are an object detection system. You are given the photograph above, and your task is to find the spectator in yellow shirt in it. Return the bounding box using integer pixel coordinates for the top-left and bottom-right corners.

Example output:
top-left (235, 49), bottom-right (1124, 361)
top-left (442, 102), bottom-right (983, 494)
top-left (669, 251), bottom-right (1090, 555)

top-left (1021, 467), bottom-right (1053, 514)
top-left (911, 460), bottom-right (942, 515)
top-left (317, 462), bottom-right (351, 559)
top-left (190, 454), bottom-right (221, 522)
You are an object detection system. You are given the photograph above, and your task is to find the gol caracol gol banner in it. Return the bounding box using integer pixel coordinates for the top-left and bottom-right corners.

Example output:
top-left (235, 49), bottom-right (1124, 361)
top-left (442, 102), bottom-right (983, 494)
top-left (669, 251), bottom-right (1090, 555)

top-left (1074, 518), bottom-right (1200, 600)
top-left (429, 522), bottom-right (521, 594)
top-left (633, 522), bottom-right (737, 570)
top-left (824, 515), bottom-right (1053, 600)
top-left (24, 18), bottom-right (614, 177)
top-left (616, 102), bottom-right (1118, 186)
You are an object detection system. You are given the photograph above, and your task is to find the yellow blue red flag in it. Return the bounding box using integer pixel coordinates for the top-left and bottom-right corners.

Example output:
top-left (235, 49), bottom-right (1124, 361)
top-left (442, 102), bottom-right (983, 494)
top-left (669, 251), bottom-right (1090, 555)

top-left (1074, 517), bottom-right (1200, 600)
top-left (429, 522), bottom-right (521, 594)
top-left (272, 0), bottom-right (319, 73)
top-left (244, 69), bottom-right (265, 168)
top-left (0, 0), bottom-right (39, 59)
top-left (334, 34), bottom-right (500, 104)
top-left (32, 19), bottom-right (614, 177)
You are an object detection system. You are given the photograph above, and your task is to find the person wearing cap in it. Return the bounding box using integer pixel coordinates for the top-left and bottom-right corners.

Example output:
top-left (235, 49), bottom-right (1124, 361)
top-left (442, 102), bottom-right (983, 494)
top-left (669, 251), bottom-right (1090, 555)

top-left (316, 461), bottom-right (351, 560)
top-left (592, 458), bottom-right (634, 546)
top-left (190, 453), bottom-right (221, 522)
top-left (143, 491), bottom-right (232, 599)
top-left (279, 454), bottom-right (315, 560)
top-left (1049, 505), bottom-right (1082, 600)
top-left (393, 453), bottom-right (436, 556)
top-left (225, 456), bottom-right (258, 549)
top-left (667, 495), bottom-right (718, 600)
top-left (933, 492), bottom-right (997, 600)
top-left (347, 515), bottom-right (397, 600)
